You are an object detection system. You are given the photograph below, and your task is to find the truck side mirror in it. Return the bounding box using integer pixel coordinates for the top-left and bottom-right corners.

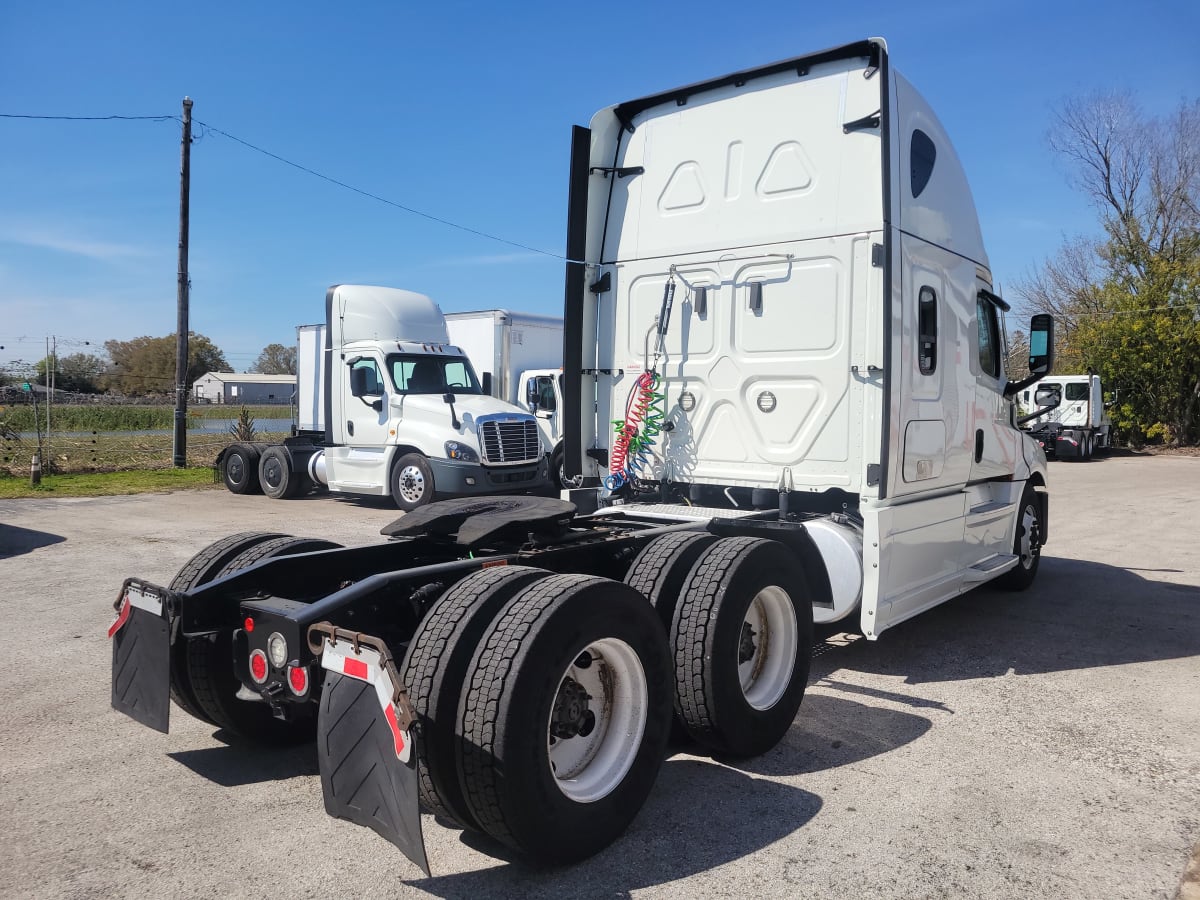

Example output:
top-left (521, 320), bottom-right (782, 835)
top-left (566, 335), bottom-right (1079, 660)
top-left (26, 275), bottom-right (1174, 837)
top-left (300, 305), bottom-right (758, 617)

top-left (349, 366), bottom-right (370, 397)
top-left (1034, 385), bottom-right (1060, 407)
top-left (1028, 314), bottom-right (1054, 376)
top-left (525, 378), bottom-right (539, 410)
top-left (481, 371), bottom-right (493, 397)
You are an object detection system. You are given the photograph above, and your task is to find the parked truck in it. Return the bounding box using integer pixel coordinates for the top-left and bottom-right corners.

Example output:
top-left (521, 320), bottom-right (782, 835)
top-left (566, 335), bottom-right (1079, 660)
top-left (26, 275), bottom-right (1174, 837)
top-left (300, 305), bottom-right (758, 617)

top-left (110, 39), bottom-right (1055, 876)
top-left (1019, 373), bottom-right (1111, 459)
top-left (217, 285), bottom-right (551, 509)
top-left (443, 310), bottom-right (578, 487)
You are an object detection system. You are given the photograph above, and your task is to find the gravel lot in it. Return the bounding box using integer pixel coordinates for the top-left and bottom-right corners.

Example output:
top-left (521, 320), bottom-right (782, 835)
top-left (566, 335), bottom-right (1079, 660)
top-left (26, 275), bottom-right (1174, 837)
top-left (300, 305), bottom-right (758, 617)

top-left (1, 456), bottom-right (1197, 899)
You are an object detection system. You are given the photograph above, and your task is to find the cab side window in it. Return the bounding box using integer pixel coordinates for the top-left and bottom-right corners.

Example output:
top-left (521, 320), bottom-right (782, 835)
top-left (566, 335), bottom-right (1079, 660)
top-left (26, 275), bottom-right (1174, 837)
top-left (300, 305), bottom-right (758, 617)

top-left (976, 295), bottom-right (1000, 379)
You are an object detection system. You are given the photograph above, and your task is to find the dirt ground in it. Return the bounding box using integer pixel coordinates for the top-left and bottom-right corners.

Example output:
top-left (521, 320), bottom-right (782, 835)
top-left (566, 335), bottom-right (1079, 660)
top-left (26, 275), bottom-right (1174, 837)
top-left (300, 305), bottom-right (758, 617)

top-left (1, 456), bottom-right (1197, 899)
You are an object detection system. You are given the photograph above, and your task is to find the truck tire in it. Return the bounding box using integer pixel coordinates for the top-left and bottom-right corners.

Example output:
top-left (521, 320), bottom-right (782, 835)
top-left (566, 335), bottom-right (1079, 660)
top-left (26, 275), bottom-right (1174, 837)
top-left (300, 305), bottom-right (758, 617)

top-left (390, 453), bottom-right (435, 511)
top-left (551, 444), bottom-right (583, 490)
top-left (168, 532), bottom-right (286, 724)
top-left (996, 483), bottom-right (1042, 591)
top-left (671, 537), bottom-right (813, 758)
top-left (222, 444), bottom-right (262, 494)
top-left (186, 536), bottom-right (342, 742)
top-left (456, 574), bottom-right (672, 864)
top-left (258, 446), bottom-right (303, 499)
top-left (400, 566), bottom-right (553, 830)
top-left (623, 531), bottom-right (719, 631)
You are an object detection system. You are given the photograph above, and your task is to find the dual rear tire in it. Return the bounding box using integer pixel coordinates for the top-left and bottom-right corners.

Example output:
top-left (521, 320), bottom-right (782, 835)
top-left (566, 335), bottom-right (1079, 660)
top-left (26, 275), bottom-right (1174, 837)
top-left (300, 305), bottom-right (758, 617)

top-left (625, 534), bottom-right (813, 757)
top-left (169, 533), bottom-right (342, 742)
top-left (399, 534), bottom-right (814, 864)
top-left (401, 567), bottom-right (673, 865)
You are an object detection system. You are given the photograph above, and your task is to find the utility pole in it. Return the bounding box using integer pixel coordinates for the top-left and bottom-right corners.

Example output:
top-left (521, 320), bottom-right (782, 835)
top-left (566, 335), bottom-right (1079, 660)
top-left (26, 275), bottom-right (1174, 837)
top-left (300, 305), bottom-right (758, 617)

top-left (173, 96), bottom-right (193, 467)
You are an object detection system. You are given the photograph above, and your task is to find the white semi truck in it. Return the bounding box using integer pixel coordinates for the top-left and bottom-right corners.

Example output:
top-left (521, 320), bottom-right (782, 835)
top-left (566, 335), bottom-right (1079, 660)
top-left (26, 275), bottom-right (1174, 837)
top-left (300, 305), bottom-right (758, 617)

top-left (217, 285), bottom-right (550, 509)
top-left (111, 38), bottom-right (1055, 875)
top-left (1020, 373), bottom-right (1111, 459)
top-left (443, 310), bottom-right (577, 487)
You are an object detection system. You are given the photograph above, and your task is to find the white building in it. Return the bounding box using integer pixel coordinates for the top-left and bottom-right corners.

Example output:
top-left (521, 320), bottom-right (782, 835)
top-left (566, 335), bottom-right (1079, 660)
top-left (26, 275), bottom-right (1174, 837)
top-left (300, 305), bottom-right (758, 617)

top-left (192, 373), bottom-right (295, 405)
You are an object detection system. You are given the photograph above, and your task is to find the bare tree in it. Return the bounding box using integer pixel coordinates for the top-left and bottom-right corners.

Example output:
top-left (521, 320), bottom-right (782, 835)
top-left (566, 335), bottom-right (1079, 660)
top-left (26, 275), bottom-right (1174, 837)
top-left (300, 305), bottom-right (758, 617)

top-left (1015, 94), bottom-right (1200, 444)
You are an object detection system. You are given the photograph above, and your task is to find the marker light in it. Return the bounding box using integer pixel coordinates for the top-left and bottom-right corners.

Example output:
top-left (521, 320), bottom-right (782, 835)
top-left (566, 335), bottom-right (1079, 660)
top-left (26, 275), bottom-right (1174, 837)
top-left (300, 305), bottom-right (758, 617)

top-left (244, 617), bottom-right (255, 633)
top-left (287, 665), bottom-right (310, 696)
top-left (249, 649), bottom-right (269, 684)
top-left (267, 632), bottom-right (288, 668)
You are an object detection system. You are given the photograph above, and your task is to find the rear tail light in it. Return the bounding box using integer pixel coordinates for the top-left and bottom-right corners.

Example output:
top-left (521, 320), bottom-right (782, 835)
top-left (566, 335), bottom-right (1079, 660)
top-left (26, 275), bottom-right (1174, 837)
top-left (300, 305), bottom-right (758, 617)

top-left (249, 649), bottom-right (269, 684)
top-left (287, 665), bottom-right (310, 696)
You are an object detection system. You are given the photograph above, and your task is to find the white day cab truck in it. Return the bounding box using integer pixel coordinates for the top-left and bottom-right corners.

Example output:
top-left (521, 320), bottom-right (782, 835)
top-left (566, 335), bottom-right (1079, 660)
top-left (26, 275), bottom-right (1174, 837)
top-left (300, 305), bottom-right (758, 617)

top-left (216, 285), bottom-right (551, 510)
top-left (110, 38), bottom-right (1056, 875)
top-left (1019, 373), bottom-right (1111, 460)
top-left (443, 310), bottom-right (578, 487)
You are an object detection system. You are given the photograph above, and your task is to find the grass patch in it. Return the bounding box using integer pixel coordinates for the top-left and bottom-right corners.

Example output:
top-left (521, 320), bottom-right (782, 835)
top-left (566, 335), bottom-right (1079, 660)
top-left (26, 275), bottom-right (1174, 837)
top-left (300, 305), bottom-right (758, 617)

top-left (0, 467), bottom-right (222, 499)
top-left (0, 404), bottom-right (291, 432)
top-left (0, 431), bottom-right (290, 477)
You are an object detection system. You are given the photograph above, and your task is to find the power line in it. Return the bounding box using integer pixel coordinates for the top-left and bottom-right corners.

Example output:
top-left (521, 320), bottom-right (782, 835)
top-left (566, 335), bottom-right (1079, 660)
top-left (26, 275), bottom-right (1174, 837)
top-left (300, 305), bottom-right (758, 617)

top-left (192, 119), bottom-right (565, 259)
top-left (0, 113), bottom-right (179, 122)
top-left (2, 109), bottom-right (568, 261)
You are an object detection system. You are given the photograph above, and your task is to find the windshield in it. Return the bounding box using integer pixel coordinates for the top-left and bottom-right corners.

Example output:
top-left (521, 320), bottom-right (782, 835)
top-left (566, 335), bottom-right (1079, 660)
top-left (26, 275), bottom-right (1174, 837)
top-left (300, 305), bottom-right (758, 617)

top-left (387, 354), bottom-right (483, 395)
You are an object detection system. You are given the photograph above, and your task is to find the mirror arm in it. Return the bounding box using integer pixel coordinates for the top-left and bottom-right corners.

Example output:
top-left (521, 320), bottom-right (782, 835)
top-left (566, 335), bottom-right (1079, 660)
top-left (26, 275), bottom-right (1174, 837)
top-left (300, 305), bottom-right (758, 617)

top-left (1004, 372), bottom-right (1045, 399)
top-left (1017, 397), bottom-right (1061, 426)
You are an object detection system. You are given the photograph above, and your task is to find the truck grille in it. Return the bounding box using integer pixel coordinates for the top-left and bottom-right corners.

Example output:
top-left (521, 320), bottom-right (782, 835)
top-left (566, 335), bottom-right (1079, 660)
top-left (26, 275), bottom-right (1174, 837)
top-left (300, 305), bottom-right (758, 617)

top-left (478, 418), bottom-right (541, 465)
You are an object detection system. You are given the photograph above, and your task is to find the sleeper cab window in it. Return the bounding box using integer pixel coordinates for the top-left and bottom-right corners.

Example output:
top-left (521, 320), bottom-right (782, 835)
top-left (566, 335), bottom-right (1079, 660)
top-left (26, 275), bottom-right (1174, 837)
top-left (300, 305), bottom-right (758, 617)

top-left (911, 129), bottom-right (937, 199)
top-left (976, 295), bottom-right (1000, 379)
top-left (918, 286), bottom-right (937, 375)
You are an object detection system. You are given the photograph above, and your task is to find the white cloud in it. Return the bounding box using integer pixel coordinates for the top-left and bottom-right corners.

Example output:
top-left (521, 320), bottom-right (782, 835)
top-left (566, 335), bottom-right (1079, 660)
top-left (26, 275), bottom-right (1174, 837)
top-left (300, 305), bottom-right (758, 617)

top-left (0, 224), bottom-right (152, 262)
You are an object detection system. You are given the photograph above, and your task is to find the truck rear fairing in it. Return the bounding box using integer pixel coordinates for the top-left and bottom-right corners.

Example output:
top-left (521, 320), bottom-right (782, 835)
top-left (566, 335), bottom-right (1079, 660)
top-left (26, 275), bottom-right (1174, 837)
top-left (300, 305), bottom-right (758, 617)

top-left (572, 42), bottom-right (887, 504)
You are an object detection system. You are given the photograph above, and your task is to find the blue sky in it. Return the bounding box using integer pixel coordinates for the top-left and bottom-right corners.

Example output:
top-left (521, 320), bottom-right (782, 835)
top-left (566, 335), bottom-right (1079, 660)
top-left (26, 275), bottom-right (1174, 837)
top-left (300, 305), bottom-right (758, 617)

top-left (1, 0), bottom-right (1197, 372)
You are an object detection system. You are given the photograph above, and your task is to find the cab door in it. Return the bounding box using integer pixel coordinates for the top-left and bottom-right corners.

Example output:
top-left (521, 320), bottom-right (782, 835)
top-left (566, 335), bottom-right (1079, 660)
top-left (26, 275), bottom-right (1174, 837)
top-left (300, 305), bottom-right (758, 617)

top-left (969, 287), bottom-right (1018, 482)
top-left (327, 353), bottom-right (392, 490)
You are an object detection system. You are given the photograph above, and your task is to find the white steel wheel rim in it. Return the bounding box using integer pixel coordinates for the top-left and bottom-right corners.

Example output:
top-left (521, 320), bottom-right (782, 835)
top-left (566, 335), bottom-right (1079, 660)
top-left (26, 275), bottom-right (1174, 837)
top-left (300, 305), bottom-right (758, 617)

top-left (739, 586), bottom-right (799, 711)
top-left (547, 638), bottom-right (648, 804)
top-left (397, 465), bottom-right (426, 503)
top-left (1018, 504), bottom-right (1039, 569)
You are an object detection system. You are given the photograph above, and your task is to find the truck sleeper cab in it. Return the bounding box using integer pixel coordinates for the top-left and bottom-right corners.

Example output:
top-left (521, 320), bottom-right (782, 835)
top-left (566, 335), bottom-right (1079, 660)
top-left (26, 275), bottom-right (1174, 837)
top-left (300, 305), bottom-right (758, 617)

top-left (112, 39), bottom-right (1053, 876)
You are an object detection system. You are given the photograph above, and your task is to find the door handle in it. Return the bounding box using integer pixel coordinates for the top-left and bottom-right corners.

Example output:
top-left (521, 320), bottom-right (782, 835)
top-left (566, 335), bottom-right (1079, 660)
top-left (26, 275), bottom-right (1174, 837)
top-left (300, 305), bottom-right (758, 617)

top-left (974, 429), bottom-right (984, 463)
top-left (347, 421), bottom-right (355, 437)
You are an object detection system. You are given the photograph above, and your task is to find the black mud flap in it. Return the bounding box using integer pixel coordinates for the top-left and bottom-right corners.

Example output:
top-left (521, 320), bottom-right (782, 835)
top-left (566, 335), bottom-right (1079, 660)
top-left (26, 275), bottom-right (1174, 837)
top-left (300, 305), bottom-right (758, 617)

top-left (109, 579), bottom-right (171, 733)
top-left (318, 669), bottom-right (429, 876)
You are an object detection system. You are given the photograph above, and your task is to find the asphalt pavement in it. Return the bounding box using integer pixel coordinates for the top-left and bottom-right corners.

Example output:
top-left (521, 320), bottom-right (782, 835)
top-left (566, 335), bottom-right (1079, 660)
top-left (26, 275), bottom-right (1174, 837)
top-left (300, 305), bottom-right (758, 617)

top-left (0, 455), bottom-right (1197, 899)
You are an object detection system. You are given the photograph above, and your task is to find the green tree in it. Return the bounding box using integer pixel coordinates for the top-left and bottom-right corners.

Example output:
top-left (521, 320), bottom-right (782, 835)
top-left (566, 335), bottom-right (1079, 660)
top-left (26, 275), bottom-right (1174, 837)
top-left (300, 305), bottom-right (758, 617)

top-left (33, 352), bottom-right (108, 393)
top-left (251, 343), bottom-right (297, 375)
top-left (101, 333), bottom-right (231, 396)
top-left (1017, 93), bottom-right (1200, 445)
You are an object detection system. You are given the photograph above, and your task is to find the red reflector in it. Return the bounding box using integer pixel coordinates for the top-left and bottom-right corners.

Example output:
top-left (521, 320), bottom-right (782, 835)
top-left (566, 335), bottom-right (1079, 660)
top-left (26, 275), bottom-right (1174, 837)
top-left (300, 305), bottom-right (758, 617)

top-left (250, 650), bottom-right (268, 683)
top-left (244, 617), bottom-right (255, 633)
top-left (384, 702), bottom-right (406, 758)
top-left (343, 657), bottom-right (369, 680)
top-left (288, 665), bottom-right (309, 695)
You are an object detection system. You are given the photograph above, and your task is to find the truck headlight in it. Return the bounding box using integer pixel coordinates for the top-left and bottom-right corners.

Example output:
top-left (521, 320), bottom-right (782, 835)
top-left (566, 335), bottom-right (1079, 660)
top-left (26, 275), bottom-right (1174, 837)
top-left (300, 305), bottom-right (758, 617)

top-left (445, 441), bottom-right (479, 463)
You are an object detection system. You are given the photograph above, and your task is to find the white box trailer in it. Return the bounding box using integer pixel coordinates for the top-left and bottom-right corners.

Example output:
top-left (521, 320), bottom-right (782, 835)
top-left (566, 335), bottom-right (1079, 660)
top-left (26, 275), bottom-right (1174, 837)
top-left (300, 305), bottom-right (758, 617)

top-left (295, 323), bottom-right (326, 433)
top-left (444, 310), bottom-right (577, 485)
top-left (112, 38), bottom-right (1057, 877)
top-left (443, 310), bottom-right (563, 407)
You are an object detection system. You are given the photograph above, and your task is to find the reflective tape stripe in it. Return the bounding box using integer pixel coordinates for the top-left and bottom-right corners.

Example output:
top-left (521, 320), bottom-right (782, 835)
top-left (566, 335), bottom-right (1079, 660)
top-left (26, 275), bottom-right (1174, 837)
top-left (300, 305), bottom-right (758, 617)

top-left (107, 598), bottom-right (131, 639)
